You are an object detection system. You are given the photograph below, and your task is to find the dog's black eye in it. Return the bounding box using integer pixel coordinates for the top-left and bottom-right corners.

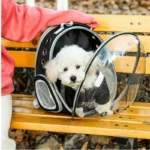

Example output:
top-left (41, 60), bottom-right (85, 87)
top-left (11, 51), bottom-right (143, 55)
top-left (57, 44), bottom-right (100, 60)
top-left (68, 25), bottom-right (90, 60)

top-left (76, 65), bottom-right (80, 69)
top-left (64, 67), bottom-right (68, 72)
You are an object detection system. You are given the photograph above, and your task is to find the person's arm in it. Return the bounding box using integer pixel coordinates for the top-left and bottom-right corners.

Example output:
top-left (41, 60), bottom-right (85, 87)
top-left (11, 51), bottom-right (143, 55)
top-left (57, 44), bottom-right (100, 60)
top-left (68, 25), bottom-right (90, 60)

top-left (2, 0), bottom-right (99, 42)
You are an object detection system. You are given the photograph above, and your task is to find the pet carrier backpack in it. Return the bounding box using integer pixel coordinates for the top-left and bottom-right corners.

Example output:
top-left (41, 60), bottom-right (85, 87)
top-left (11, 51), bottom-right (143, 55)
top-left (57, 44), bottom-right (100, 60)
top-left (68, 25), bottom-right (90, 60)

top-left (34, 22), bottom-right (145, 118)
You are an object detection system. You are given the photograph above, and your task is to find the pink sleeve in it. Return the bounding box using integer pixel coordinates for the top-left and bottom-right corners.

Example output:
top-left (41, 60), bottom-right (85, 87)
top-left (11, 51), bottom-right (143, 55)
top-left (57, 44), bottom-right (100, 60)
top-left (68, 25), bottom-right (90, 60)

top-left (1, 46), bottom-right (15, 95)
top-left (2, 0), bottom-right (99, 42)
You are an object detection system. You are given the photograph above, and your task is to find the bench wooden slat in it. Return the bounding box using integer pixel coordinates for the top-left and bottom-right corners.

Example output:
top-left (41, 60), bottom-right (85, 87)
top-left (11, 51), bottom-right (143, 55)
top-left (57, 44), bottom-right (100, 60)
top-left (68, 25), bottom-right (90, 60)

top-left (11, 114), bottom-right (150, 139)
top-left (12, 107), bottom-right (150, 125)
top-left (11, 94), bottom-right (150, 132)
top-left (12, 97), bottom-right (150, 115)
top-left (113, 57), bottom-right (145, 74)
top-left (2, 38), bottom-right (38, 48)
top-left (12, 106), bottom-right (150, 117)
top-left (11, 94), bottom-right (150, 139)
top-left (8, 51), bottom-right (146, 74)
top-left (93, 15), bottom-right (150, 33)
top-left (13, 98), bottom-right (150, 110)
top-left (12, 94), bottom-right (150, 108)
top-left (103, 114), bottom-right (150, 124)
top-left (13, 108), bottom-right (150, 124)
top-left (8, 51), bottom-right (35, 68)
top-left (3, 35), bottom-right (150, 53)
top-left (13, 100), bottom-right (33, 108)
top-left (146, 57), bottom-right (150, 74)
top-left (101, 35), bottom-right (150, 53)
top-left (11, 94), bottom-right (35, 99)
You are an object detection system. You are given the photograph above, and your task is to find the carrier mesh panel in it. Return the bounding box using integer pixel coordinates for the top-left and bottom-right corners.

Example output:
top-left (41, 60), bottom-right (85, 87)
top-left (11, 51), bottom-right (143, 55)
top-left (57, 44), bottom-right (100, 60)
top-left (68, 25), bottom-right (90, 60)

top-left (36, 80), bottom-right (56, 109)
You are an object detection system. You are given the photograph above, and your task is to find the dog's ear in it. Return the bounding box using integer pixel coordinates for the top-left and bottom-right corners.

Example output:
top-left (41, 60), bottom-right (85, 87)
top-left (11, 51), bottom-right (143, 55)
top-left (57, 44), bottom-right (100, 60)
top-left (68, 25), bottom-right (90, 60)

top-left (86, 51), bottom-right (93, 59)
top-left (84, 51), bottom-right (93, 64)
top-left (44, 59), bottom-right (58, 83)
top-left (85, 51), bottom-right (101, 75)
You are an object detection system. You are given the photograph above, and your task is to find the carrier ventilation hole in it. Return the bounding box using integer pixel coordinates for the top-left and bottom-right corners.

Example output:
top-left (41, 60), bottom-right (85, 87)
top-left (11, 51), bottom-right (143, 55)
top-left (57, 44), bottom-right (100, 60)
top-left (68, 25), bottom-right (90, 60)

top-left (42, 49), bottom-right (47, 55)
top-left (46, 38), bottom-right (51, 44)
top-left (41, 59), bottom-right (46, 66)
top-left (96, 44), bottom-right (99, 48)
top-left (92, 36), bottom-right (96, 39)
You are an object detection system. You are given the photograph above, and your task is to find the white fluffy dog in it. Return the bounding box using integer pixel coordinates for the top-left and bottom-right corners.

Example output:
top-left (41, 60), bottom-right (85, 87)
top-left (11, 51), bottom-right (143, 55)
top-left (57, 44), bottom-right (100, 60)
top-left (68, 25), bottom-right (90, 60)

top-left (44, 45), bottom-right (113, 117)
top-left (44, 45), bottom-right (100, 90)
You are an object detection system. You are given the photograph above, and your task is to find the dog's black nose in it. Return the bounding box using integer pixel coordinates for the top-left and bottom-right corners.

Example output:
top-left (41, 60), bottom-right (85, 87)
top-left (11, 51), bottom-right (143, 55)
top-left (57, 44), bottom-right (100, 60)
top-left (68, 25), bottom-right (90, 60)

top-left (70, 76), bottom-right (76, 82)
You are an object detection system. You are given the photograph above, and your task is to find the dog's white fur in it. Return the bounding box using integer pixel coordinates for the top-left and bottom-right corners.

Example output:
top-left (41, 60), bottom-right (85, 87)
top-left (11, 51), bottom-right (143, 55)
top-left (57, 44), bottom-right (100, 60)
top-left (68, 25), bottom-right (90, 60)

top-left (44, 45), bottom-right (100, 90)
top-left (44, 45), bottom-right (113, 117)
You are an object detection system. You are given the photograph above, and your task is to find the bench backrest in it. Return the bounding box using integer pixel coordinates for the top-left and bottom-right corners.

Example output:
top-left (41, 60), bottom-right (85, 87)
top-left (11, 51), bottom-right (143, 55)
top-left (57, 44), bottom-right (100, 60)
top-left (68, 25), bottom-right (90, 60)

top-left (2, 15), bottom-right (150, 74)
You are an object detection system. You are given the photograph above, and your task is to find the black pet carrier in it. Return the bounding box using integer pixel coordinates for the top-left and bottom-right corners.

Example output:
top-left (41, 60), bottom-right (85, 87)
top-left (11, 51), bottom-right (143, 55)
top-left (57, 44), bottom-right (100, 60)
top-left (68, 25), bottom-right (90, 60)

top-left (34, 22), bottom-right (145, 118)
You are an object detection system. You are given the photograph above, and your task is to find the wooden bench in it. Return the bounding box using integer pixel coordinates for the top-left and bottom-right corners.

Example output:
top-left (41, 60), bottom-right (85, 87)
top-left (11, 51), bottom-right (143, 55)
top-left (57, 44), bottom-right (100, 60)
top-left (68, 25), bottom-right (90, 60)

top-left (2, 15), bottom-right (150, 139)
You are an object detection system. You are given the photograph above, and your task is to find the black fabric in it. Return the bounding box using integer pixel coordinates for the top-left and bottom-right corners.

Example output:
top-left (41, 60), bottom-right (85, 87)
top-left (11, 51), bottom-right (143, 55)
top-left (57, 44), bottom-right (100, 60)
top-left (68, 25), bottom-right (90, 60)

top-left (94, 78), bottom-right (110, 104)
top-left (35, 26), bottom-right (60, 75)
top-left (64, 87), bottom-right (76, 108)
top-left (75, 78), bottom-right (110, 114)
top-left (54, 30), bottom-right (101, 57)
